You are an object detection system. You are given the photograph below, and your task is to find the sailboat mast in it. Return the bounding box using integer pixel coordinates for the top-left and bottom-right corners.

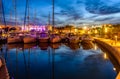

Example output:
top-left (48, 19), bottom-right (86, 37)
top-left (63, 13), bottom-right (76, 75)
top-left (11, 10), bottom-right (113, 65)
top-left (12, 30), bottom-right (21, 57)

top-left (27, 0), bottom-right (29, 28)
top-left (48, 12), bottom-right (50, 25)
top-left (23, 0), bottom-right (28, 30)
top-left (52, 0), bottom-right (55, 33)
top-left (13, 0), bottom-right (17, 27)
top-left (1, 0), bottom-right (6, 27)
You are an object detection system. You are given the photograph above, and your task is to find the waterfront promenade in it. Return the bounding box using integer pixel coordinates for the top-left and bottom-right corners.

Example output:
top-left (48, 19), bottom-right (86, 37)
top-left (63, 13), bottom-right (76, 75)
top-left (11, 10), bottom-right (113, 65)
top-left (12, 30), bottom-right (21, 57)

top-left (94, 37), bottom-right (120, 79)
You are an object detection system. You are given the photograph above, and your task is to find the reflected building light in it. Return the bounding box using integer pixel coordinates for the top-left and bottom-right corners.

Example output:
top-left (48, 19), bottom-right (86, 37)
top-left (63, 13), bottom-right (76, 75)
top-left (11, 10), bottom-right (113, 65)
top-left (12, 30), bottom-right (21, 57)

top-left (94, 44), bottom-right (97, 50)
top-left (113, 67), bottom-right (116, 71)
top-left (103, 53), bottom-right (108, 59)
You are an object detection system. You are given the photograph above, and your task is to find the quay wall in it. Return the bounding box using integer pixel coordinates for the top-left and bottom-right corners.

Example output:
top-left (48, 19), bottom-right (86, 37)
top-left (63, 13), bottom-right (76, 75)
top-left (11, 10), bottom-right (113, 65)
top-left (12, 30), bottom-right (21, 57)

top-left (94, 39), bottom-right (120, 66)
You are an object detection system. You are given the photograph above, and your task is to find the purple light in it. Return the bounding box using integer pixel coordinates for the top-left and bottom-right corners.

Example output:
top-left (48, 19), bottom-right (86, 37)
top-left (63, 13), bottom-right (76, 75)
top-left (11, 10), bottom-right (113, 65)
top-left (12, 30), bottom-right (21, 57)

top-left (21, 25), bottom-right (47, 32)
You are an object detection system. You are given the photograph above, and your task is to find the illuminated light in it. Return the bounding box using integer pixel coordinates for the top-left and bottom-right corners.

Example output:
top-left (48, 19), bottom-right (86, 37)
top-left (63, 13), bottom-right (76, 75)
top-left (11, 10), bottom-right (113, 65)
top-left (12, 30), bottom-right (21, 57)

top-left (75, 28), bottom-right (78, 32)
top-left (109, 24), bottom-right (112, 27)
top-left (95, 30), bottom-right (98, 34)
top-left (113, 67), bottom-right (116, 71)
top-left (94, 44), bottom-right (97, 50)
top-left (105, 28), bottom-right (107, 33)
top-left (83, 26), bottom-right (87, 30)
top-left (115, 35), bottom-right (118, 39)
top-left (88, 31), bottom-right (90, 34)
top-left (104, 53), bottom-right (108, 59)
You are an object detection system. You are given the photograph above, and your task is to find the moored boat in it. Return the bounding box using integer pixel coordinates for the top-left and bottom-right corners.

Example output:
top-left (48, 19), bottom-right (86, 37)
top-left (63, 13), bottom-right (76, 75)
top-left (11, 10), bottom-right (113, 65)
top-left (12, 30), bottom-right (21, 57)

top-left (81, 34), bottom-right (94, 41)
top-left (68, 36), bottom-right (80, 43)
top-left (7, 33), bottom-right (23, 44)
top-left (50, 34), bottom-right (61, 43)
top-left (23, 36), bottom-right (36, 44)
top-left (23, 34), bottom-right (37, 44)
top-left (39, 33), bottom-right (49, 43)
top-left (7, 36), bottom-right (23, 44)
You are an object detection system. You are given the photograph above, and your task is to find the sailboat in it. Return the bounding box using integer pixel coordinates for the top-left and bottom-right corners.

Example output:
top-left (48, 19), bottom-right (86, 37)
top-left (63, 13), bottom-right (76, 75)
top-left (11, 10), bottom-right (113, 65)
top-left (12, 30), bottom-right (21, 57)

top-left (49, 0), bottom-right (61, 43)
top-left (50, 34), bottom-right (61, 43)
top-left (38, 32), bottom-right (49, 43)
top-left (23, 0), bottom-right (37, 44)
top-left (38, 13), bottom-right (50, 43)
top-left (68, 35), bottom-right (80, 43)
top-left (7, 0), bottom-right (23, 44)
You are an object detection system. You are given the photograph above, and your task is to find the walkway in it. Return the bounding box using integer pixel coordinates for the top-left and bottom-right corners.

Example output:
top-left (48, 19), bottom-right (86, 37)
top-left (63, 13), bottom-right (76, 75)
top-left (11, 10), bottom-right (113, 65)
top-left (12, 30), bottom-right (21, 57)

top-left (94, 37), bottom-right (120, 79)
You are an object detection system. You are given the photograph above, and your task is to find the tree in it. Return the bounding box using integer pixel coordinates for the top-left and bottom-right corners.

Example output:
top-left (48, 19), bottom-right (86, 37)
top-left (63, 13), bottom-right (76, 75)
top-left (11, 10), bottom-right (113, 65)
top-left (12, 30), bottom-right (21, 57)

top-left (65, 24), bottom-right (74, 33)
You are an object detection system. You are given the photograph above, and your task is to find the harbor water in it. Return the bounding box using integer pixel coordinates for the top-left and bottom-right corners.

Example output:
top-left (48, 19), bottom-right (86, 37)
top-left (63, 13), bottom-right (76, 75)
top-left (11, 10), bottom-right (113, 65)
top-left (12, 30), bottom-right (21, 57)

top-left (0, 42), bottom-right (118, 79)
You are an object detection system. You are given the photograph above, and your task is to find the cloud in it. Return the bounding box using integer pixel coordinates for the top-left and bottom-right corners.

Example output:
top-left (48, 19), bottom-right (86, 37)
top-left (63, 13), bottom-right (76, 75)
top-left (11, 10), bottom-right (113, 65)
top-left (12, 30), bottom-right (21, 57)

top-left (2, 0), bottom-right (120, 26)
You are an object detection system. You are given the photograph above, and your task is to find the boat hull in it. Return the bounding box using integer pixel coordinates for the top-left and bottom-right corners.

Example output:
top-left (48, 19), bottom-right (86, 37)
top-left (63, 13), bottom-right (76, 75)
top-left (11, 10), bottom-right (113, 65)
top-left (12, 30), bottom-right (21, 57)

top-left (23, 37), bottom-right (36, 44)
top-left (50, 36), bottom-right (61, 43)
top-left (7, 37), bottom-right (23, 44)
top-left (69, 37), bottom-right (80, 43)
top-left (39, 38), bottom-right (49, 43)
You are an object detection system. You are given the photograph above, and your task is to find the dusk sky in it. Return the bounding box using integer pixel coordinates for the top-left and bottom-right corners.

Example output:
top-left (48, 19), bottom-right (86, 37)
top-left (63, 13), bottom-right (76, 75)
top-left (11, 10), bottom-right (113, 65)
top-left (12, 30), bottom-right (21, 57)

top-left (2, 0), bottom-right (120, 26)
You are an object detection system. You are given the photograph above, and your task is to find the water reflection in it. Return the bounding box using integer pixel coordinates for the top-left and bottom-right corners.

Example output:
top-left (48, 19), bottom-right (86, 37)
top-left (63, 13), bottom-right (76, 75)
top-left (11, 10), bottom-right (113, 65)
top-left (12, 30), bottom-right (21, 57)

top-left (50, 43), bottom-right (61, 49)
top-left (64, 43), bottom-right (80, 50)
top-left (0, 43), bottom-right (119, 79)
top-left (24, 43), bottom-right (37, 49)
top-left (39, 43), bottom-right (49, 50)
top-left (8, 44), bottom-right (23, 50)
top-left (81, 41), bottom-right (94, 50)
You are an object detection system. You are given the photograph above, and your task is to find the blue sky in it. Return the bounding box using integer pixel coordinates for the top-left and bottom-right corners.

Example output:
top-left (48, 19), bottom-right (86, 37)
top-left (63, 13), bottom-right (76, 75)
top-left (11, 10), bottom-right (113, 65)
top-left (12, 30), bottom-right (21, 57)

top-left (1, 0), bottom-right (120, 26)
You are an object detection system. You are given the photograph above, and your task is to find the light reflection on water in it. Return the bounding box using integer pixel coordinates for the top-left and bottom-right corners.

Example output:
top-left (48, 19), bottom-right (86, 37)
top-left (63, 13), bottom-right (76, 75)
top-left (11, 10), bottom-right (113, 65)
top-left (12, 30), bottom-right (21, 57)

top-left (0, 43), bottom-right (118, 79)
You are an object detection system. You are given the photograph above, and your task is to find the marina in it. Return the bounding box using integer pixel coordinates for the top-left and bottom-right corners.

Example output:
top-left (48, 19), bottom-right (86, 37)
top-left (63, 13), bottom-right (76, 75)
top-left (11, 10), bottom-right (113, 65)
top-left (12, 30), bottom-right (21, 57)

top-left (0, 0), bottom-right (120, 79)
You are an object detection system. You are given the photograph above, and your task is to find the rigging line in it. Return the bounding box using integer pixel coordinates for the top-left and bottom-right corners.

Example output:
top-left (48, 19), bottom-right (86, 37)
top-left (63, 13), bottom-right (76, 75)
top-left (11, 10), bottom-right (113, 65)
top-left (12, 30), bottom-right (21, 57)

top-left (23, 0), bottom-right (29, 30)
top-left (1, 0), bottom-right (6, 27)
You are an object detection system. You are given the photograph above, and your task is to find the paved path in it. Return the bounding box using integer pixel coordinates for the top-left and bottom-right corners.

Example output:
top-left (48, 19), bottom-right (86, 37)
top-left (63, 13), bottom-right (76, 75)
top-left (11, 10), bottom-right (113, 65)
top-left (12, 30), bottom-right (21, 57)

top-left (94, 37), bottom-right (120, 79)
top-left (94, 37), bottom-right (120, 51)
